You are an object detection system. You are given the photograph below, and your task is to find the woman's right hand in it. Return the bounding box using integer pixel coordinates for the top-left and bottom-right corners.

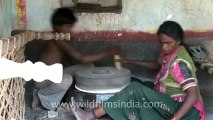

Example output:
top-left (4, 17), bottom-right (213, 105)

top-left (115, 59), bottom-right (130, 64)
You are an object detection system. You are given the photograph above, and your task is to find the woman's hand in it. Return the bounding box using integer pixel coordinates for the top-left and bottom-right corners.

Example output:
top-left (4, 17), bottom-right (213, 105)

top-left (172, 86), bottom-right (198, 120)
top-left (169, 116), bottom-right (179, 120)
top-left (115, 59), bottom-right (130, 64)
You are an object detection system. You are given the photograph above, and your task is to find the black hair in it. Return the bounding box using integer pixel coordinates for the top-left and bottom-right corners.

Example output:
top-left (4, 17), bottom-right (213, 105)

top-left (51, 7), bottom-right (77, 29)
top-left (157, 21), bottom-right (193, 56)
top-left (157, 21), bottom-right (184, 44)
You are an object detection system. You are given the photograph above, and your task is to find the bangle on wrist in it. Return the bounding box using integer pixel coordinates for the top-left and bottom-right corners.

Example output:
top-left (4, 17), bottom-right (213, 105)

top-left (170, 116), bottom-right (177, 120)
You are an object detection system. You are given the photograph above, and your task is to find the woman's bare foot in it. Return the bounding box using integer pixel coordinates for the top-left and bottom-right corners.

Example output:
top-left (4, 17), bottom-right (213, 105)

top-left (71, 97), bottom-right (94, 120)
top-left (32, 89), bottom-right (42, 110)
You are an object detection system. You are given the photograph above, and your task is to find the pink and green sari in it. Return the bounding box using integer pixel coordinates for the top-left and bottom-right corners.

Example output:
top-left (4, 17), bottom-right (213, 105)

top-left (102, 46), bottom-right (206, 120)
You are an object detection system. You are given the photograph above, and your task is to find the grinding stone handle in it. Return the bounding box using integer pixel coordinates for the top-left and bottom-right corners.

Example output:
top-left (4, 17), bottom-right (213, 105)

top-left (114, 55), bottom-right (122, 70)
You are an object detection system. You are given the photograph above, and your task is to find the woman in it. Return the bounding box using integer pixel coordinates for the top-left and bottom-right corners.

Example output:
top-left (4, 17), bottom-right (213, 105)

top-left (71, 21), bottom-right (206, 120)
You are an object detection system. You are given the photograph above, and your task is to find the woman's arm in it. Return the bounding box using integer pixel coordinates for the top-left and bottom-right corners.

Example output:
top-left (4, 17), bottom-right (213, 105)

top-left (117, 59), bottom-right (161, 70)
top-left (171, 86), bottom-right (198, 120)
top-left (55, 41), bottom-right (120, 64)
top-left (170, 59), bottom-right (199, 120)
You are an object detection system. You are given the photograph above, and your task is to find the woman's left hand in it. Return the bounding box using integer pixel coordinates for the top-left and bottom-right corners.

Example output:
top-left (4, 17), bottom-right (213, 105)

top-left (169, 116), bottom-right (179, 120)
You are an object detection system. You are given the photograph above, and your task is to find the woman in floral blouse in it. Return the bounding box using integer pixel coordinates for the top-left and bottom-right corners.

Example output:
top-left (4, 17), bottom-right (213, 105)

top-left (71, 21), bottom-right (206, 120)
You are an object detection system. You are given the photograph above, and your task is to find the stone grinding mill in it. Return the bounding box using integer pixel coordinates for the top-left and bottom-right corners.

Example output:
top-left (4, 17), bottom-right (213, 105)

top-left (68, 56), bottom-right (131, 119)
